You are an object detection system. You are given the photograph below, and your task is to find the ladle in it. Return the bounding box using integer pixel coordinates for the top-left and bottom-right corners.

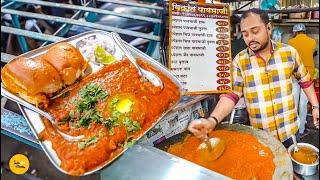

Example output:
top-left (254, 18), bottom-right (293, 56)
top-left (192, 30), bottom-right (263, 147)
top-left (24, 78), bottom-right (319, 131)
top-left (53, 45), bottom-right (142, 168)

top-left (291, 134), bottom-right (299, 153)
top-left (198, 131), bottom-right (225, 161)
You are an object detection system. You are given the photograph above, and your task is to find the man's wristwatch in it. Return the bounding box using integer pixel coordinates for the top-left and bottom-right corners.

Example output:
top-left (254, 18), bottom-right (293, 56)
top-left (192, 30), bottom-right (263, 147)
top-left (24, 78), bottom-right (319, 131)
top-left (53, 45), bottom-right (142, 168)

top-left (312, 105), bottom-right (319, 110)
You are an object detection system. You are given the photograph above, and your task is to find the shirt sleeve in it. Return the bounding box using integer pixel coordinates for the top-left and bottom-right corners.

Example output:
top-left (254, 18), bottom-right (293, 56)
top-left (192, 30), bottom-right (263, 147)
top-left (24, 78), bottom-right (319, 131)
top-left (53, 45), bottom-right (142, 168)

top-left (299, 81), bottom-right (313, 89)
top-left (231, 55), bottom-right (244, 99)
top-left (219, 93), bottom-right (239, 104)
top-left (292, 47), bottom-right (312, 85)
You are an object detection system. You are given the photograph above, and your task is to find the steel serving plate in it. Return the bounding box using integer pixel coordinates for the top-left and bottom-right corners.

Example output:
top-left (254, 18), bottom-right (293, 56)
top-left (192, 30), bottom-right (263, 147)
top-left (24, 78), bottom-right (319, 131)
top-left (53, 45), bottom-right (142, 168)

top-left (3, 30), bottom-right (183, 175)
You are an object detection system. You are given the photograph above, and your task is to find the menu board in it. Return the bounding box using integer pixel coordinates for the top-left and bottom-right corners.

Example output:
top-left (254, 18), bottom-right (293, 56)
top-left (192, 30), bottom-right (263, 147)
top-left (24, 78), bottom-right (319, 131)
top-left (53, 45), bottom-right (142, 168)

top-left (168, 1), bottom-right (232, 95)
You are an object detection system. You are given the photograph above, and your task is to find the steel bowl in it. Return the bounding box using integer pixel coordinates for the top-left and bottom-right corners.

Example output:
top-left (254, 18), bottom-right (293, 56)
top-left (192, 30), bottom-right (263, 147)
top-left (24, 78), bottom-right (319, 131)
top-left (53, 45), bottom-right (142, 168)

top-left (288, 143), bottom-right (319, 176)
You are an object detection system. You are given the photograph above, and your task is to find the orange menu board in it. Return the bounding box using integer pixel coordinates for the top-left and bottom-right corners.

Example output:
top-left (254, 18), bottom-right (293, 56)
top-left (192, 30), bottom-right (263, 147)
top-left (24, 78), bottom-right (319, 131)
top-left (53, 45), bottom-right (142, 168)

top-left (168, 1), bottom-right (232, 95)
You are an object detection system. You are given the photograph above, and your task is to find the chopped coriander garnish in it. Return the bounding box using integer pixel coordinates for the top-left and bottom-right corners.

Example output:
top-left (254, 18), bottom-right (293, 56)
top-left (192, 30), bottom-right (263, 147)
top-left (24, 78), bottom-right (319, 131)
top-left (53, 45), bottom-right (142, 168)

top-left (69, 83), bottom-right (109, 128)
top-left (78, 142), bottom-right (86, 150)
top-left (69, 110), bottom-right (75, 119)
top-left (69, 98), bottom-right (77, 105)
top-left (123, 117), bottom-right (141, 133)
top-left (124, 136), bottom-right (136, 148)
top-left (112, 111), bottom-right (121, 119)
top-left (78, 136), bottom-right (99, 150)
top-left (102, 117), bottom-right (119, 135)
top-left (110, 97), bottom-right (120, 108)
top-left (76, 84), bottom-right (108, 113)
top-left (108, 128), bottom-right (114, 136)
top-left (57, 117), bottom-right (68, 125)
top-left (79, 116), bottom-right (90, 127)
top-left (98, 129), bottom-right (104, 137)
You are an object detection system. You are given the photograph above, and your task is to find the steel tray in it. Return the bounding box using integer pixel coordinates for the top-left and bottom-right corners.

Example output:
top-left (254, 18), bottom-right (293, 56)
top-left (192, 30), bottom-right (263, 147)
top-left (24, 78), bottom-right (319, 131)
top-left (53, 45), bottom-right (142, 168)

top-left (2, 30), bottom-right (183, 176)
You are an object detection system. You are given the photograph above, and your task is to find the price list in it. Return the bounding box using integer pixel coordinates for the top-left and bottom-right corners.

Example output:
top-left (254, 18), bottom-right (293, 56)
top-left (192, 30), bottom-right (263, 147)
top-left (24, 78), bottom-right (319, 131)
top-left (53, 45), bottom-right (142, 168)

top-left (169, 1), bottom-right (232, 94)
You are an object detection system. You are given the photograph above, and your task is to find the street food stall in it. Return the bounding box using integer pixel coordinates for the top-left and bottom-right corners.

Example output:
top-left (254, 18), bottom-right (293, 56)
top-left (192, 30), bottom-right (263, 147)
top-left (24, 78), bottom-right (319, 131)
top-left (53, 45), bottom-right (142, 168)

top-left (1, 0), bottom-right (319, 179)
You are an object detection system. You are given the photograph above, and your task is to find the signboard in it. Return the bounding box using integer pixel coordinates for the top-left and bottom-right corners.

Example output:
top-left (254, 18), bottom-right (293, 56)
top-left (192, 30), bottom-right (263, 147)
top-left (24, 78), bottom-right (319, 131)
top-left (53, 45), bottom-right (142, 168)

top-left (168, 1), bottom-right (232, 95)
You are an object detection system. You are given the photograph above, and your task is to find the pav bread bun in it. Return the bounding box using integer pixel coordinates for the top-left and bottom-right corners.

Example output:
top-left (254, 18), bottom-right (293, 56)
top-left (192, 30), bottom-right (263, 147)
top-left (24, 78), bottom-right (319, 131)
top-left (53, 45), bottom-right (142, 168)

top-left (1, 57), bottom-right (63, 107)
top-left (42, 42), bottom-right (87, 85)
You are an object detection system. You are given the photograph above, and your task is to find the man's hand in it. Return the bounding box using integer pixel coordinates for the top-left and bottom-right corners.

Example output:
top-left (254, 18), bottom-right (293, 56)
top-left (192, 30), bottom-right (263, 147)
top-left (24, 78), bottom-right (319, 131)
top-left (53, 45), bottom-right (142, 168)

top-left (312, 109), bottom-right (319, 129)
top-left (187, 118), bottom-right (216, 140)
top-left (187, 96), bottom-right (235, 139)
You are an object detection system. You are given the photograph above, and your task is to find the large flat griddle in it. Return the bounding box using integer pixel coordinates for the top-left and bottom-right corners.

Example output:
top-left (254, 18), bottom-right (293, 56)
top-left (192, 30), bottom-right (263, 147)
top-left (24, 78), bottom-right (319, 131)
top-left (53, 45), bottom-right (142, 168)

top-left (155, 123), bottom-right (293, 179)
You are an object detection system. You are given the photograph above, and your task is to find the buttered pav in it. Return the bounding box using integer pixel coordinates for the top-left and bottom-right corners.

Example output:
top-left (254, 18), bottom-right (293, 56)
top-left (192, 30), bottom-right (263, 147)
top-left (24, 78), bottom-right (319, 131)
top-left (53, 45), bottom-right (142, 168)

top-left (1, 57), bottom-right (63, 107)
top-left (42, 42), bottom-right (87, 85)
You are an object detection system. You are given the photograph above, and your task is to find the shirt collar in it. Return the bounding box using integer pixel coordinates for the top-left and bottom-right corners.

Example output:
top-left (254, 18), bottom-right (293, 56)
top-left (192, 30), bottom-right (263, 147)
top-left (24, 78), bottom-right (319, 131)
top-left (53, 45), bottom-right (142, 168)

top-left (247, 40), bottom-right (276, 57)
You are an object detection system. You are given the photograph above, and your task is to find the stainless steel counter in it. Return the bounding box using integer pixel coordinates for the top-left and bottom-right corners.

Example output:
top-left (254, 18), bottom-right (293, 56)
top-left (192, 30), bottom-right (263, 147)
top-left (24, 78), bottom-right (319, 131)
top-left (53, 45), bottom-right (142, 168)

top-left (100, 144), bottom-right (229, 180)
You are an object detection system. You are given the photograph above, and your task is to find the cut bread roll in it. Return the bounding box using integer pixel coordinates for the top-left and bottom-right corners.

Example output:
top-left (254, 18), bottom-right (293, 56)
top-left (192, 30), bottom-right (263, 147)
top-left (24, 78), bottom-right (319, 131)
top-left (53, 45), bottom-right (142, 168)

top-left (1, 57), bottom-right (63, 107)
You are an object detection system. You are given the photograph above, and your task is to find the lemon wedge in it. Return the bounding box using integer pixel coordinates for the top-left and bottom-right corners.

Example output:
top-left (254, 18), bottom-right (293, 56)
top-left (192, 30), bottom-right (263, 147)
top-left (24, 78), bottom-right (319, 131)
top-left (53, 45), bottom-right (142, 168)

top-left (116, 99), bottom-right (134, 114)
top-left (94, 45), bottom-right (116, 65)
top-left (100, 55), bottom-right (116, 64)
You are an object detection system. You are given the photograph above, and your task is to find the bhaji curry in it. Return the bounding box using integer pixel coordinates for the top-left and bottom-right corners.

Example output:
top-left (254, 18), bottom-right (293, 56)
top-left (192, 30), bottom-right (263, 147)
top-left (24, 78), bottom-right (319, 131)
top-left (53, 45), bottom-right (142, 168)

top-left (168, 130), bottom-right (275, 179)
top-left (39, 58), bottom-right (180, 175)
top-left (291, 146), bottom-right (318, 164)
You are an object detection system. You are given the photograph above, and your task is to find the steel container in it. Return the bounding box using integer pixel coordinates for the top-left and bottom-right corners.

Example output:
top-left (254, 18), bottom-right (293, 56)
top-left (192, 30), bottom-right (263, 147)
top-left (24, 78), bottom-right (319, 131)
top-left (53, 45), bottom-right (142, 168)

top-left (288, 143), bottom-right (319, 176)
